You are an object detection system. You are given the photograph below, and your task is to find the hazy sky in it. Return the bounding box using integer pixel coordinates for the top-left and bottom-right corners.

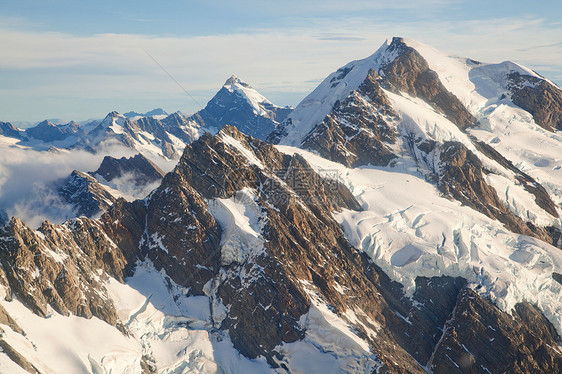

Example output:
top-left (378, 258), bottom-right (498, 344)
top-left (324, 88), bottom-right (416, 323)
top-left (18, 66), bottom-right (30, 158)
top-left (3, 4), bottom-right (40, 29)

top-left (1, 0), bottom-right (561, 123)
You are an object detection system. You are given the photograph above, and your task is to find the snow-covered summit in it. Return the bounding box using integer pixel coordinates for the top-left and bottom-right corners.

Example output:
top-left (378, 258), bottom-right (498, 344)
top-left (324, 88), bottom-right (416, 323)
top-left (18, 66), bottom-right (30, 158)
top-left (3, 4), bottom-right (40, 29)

top-left (222, 75), bottom-right (274, 115)
top-left (198, 75), bottom-right (292, 140)
top-left (273, 36), bottom-right (559, 146)
top-left (272, 37), bottom-right (401, 146)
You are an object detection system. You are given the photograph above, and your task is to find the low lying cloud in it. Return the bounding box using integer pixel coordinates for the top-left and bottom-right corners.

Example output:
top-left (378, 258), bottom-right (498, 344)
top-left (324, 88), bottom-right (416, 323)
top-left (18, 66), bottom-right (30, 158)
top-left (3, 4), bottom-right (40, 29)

top-left (0, 141), bottom-right (170, 228)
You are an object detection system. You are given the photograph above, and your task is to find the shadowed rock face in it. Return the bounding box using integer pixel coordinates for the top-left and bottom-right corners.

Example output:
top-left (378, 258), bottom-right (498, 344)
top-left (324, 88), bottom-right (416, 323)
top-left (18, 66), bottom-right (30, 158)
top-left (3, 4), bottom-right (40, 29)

top-left (198, 76), bottom-right (292, 141)
top-left (58, 170), bottom-right (117, 218)
top-left (508, 72), bottom-right (562, 131)
top-left (430, 288), bottom-right (562, 374)
top-left (25, 120), bottom-right (83, 142)
top-left (437, 141), bottom-right (554, 243)
top-left (0, 122), bottom-right (22, 140)
top-left (93, 153), bottom-right (165, 185)
top-left (302, 69), bottom-right (398, 168)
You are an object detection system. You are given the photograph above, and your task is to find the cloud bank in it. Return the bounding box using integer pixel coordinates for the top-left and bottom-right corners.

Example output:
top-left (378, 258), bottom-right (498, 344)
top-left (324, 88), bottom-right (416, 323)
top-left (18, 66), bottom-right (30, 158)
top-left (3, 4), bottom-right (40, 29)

top-left (0, 141), bottom-right (172, 228)
top-left (0, 15), bottom-right (561, 122)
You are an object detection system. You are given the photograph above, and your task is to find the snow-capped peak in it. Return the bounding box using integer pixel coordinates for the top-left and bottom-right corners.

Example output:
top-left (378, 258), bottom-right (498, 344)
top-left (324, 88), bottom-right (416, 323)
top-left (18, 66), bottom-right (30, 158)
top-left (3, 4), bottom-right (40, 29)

top-left (97, 111), bottom-right (127, 135)
top-left (222, 75), bottom-right (273, 113)
top-left (276, 37), bottom-right (405, 146)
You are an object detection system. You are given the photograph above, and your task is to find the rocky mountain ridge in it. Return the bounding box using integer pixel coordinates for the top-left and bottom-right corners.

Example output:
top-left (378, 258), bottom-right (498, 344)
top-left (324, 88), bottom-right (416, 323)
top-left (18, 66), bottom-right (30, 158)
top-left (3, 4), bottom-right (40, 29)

top-left (0, 37), bottom-right (561, 373)
top-left (0, 77), bottom-right (291, 161)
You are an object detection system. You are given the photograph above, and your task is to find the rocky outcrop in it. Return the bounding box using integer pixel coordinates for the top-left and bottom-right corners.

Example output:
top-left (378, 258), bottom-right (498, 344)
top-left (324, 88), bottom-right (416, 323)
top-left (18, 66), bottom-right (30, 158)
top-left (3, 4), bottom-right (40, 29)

top-left (0, 338), bottom-right (40, 374)
top-left (430, 288), bottom-right (562, 373)
top-left (0, 217), bottom-right (126, 324)
top-left (58, 170), bottom-right (116, 218)
top-left (302, 69), bottom-right (398, 167)
top-left (470, 137), bottom-right (559, 219)
top-left (508, 72), bottom-right (562, 131)
top-left (437, 141), bottom-right (554, 243)
top-left (1, 124), bottom-right (562, 372)
top-left (93, 153), bottom-right (165, 186)
top-left (381, 37), bottom-right (476, 129)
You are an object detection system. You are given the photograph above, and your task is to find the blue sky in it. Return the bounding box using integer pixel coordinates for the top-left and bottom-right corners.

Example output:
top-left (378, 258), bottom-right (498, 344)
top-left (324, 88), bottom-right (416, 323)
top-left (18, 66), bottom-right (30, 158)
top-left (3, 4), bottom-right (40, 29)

top-left (1, 0), bottom-right (561, 123)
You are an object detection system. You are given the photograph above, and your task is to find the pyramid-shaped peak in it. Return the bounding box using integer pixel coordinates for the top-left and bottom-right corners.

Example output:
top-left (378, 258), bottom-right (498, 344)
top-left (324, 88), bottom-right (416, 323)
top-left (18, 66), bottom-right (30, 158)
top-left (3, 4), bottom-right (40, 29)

top-left (224, 75), bottom-right (251, 88)
top-left (36, 120), bottom-right (56, 128)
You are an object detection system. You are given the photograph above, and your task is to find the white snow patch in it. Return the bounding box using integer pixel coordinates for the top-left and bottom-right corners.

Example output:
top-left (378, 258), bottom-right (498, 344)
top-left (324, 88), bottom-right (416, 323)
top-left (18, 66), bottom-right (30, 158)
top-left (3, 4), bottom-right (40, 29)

top-left (208, 188), bottom-right (266, 266)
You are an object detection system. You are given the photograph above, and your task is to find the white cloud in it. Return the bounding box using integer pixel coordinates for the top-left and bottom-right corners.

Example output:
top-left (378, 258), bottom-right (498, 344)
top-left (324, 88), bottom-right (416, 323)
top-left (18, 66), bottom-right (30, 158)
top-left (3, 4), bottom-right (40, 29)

top-left (0, 15), bottom-right (561, 122)
top-left (0, 142), bottom-right (137, 228)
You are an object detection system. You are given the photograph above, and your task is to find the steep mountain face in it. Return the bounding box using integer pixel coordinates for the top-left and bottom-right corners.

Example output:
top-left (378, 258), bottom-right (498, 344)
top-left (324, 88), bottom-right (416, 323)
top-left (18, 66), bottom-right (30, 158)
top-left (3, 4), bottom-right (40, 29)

top-left (0, 125), bottom-right (560, 373)
top-left (55, 153), bottom-right (166, 220)
top-left (0, 122), bottom-right (22, 140)
top-left (198, 75), bottom-right (292, 140)
top-left (76, 111), bottom-right (194, 160)
top-left (272, 36), bottom-right (561, 246)
top-left (1, 37), bottom-right (562, 373)
top-left (58, 170), bottom-right (117, 218)
top-left (0, 77), bottom-right (287, 162)
top-left (301, 69), bottom-right (399, 167)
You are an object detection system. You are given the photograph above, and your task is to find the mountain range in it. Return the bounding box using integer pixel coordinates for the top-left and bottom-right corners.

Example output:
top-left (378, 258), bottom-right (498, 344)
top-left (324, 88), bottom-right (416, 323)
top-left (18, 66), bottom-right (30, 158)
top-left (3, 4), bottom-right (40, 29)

top-left (0, 37), bottom-right (561, 373)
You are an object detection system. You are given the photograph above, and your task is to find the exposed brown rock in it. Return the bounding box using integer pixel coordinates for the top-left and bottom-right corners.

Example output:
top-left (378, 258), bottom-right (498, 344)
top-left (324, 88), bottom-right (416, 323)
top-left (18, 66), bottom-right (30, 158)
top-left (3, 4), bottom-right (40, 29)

top-left (430, 288), bottom-right (562, 373)
top-left (381, 37), bottom-right (476, 130)
top-left (509, 72), bottom-right (562, 131)
top-left (470, 136), bottom-right (559, 218)
top-left (0, 337), bottom-right (40, 373)
top-left (437, 141), bottom-right (554, 243)
top-left (0, 217), bottom-right (126, 325)
top-left (302, 70), bottom-right (398, 168)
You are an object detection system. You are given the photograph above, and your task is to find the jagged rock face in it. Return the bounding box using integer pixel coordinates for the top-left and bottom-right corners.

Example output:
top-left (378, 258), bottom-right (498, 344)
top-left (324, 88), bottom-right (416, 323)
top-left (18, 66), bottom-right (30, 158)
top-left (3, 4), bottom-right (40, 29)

top-left (508, 72), bottom-right (562, 131)
top-left (470, 137), bottom-right (559, 219)
top-left (0, 217), bottom-right (126, 324)
top-left (437, 141), bottom-right (554, 243)
top-left (302, 70), bottom-right (398, 167)
top-left (58, 170), bottom-right (116, 218)
top-left (1, 125), bottom-right (562, 372)
top-left (25, 120), bottom-right (83, 142)
top-left (93, 153), bottom-right (165, 186)
top-left (430, 288), bottom-right (562, 373)
top-left (140, 171), bottom-right (223, 295)
top-left (198, 76), bottom-right (292, 140)
top-left (0, 122), bottom-right (22, 139)
top-left (161, 112), bottom-right (203, 144)
top-left (381, 37), bottom-right (476, 130)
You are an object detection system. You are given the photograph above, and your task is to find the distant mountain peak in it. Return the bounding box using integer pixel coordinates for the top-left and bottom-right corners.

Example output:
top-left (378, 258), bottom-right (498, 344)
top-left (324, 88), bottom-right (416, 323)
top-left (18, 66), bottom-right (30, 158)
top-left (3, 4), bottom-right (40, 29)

top-left (224, 74), bottom-right (244, 86)
top-left (36, 119), bottom-right (56, 128)
top-left (197, 76), bottom-right (292, 140)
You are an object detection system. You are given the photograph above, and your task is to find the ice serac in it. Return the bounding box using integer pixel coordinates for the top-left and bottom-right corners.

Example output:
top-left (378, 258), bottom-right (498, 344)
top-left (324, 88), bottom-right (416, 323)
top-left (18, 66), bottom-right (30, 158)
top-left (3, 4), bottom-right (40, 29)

top-left (198, 75), bottom-right (292, 140)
